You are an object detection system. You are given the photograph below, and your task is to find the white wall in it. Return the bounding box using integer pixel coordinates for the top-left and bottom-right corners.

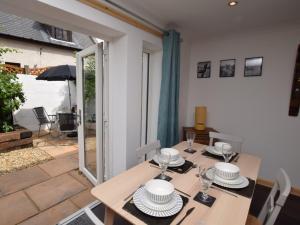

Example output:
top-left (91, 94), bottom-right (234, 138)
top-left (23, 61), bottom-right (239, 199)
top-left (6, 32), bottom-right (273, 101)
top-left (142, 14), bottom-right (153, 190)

top-left (179, 38), bottom-right (191, 140)
top-left (183, 24), bottom-right (300, 187)
top-left (14, 74), bottom-right (76, 131)
top-left (0, 37), bottom-right (76, 67)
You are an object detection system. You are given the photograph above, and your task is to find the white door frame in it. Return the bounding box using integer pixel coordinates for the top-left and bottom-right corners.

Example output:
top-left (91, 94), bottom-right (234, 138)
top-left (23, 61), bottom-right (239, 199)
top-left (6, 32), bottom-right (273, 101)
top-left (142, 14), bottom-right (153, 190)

top-left (77, 43), bottom-right (104, 185)
top-left (141, 52), bottom-right (150, 146)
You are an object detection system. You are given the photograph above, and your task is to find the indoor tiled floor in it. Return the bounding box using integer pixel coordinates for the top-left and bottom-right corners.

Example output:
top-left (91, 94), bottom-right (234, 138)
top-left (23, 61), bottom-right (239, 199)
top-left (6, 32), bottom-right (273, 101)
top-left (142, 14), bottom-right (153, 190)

top-left (0, 151), bottom-right (96, 225)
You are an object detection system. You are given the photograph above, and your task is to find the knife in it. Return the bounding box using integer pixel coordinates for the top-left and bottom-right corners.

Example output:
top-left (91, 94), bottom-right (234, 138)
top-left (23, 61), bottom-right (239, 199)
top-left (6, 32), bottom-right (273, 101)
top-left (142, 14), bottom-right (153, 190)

top-left (176, 207), bottom-right (195, 225)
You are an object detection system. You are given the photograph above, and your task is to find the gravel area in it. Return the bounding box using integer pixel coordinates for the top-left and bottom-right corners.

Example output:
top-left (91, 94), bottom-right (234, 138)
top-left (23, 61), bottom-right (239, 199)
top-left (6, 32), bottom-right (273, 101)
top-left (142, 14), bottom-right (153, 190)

top-left (0, 147), bottom-right (53, 175)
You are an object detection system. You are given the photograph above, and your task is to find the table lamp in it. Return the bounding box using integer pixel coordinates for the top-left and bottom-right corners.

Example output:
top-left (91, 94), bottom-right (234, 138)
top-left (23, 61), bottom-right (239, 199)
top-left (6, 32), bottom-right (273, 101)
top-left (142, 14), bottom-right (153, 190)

top-left (194, 106), bottom-right (206, 130)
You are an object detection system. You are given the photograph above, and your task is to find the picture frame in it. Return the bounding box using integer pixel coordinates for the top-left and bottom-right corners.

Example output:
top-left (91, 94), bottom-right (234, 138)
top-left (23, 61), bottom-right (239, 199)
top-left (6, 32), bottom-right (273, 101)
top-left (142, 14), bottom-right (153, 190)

top-left (244, 57), bottom-right (263, 77)
top-left (220, 59), bottom-right (235, 77)
top-left (197, 61), bottom-right (211, 78)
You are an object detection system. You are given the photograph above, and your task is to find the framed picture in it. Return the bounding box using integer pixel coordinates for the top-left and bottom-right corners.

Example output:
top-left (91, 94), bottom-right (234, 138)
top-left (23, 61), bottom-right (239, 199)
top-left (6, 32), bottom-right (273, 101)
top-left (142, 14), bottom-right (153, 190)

top-left (244, 57), bottom-right (263, 77)
top-left (197, 61), bottom-right (211, 78)
top-left (220, 59), bottom-right (235, 77)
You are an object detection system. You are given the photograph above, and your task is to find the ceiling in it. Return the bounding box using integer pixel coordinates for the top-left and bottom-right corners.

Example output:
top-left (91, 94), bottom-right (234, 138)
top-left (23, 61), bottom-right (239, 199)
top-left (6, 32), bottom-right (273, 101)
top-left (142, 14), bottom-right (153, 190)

top-left (112, 0), bottom-right (300, 39)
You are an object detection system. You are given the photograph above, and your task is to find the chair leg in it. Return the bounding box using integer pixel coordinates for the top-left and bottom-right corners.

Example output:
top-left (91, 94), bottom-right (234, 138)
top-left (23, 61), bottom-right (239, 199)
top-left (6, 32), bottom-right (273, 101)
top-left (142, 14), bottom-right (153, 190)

top-left (49, 123), bottom-right (52, 135)
top-left (38, 124), bottom-right (41, 137)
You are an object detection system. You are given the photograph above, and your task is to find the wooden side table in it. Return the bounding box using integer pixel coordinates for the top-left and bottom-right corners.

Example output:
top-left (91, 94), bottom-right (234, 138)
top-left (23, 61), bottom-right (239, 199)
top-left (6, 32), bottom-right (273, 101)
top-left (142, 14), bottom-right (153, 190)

top-left (182, 127), bottom-right (218, 145)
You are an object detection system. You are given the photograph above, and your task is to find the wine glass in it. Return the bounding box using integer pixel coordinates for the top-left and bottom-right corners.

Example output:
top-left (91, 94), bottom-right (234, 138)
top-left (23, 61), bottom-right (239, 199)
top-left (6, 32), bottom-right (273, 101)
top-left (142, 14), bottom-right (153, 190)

top-left (186, 131), bottom-right (196, 152)
top-left (158, 151), bottom-right (171, 180)
top-left (199, 167), bottom-right (215, 202)
top-left (221, 143), bottom-right (233, 163)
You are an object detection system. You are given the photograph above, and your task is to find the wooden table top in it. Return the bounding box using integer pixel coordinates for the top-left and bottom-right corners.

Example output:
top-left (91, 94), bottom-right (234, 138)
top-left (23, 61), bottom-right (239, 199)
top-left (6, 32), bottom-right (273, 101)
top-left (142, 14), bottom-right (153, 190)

top-left (91, 142), bottom-right (261, 225)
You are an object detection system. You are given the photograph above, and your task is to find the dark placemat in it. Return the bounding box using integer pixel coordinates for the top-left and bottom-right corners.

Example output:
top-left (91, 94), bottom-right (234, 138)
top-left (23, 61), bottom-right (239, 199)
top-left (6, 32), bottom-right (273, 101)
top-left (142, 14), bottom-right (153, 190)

top-left (201, 151), bottom-right (239, 163)
top-left (184, 149), bottom-right (197, 154)
top-left (193, 192), bottom-right (216, 207)
top-left (154, 174), bottom-right (172, 181)
top-left (149, 160), bottom-right (193, 174)
top-left (213, 178), bottom-right (256, 198)
top-left (122, 195), bottom-right (189, 225)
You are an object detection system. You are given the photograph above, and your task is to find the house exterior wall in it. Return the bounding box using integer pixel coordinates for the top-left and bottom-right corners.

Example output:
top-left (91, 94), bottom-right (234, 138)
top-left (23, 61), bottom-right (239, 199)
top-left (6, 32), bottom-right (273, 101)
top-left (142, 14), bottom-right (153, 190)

top-left (0, 37), bottom-right (76, 67)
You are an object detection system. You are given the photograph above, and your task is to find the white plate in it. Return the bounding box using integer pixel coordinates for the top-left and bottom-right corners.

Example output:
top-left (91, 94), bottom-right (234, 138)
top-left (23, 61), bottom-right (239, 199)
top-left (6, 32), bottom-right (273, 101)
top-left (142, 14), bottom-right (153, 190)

top-left (205, 146), bottom-right (223, 156)
top-left (206, 168), bottom-right (249, 189)
top-left (133, 187), bottom-right (183, 217)
top-left (214, 174), bottom-right (244, 185)
top-left (137, 187), bottom-right (177, 211)
top-left (153, 155), bottom-right (185, 167)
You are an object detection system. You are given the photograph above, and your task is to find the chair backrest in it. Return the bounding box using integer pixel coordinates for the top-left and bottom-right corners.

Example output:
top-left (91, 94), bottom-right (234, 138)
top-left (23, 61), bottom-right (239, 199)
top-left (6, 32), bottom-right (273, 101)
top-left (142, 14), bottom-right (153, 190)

top-left (209, 131), bottom-right (243, 153)
top-left (57, 113), bottom-right (76, 132)
top-left (33, 107), bottom-right (50, 124)
top-left (257, 168), bottom-right (291, 225)
top-left (136, 140), bottom-right (161, 163)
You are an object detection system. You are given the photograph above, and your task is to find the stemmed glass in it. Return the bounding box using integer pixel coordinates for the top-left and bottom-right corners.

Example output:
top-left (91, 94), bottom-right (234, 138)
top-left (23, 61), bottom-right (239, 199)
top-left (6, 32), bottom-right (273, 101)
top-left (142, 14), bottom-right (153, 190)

top-left (158, 151), bottom-right (171, 180)
top-left (221, 144), bottom-right (233, 163)
top-left (186, 131), bottom-right (196, 152)
top-left (199, 168), bottom-right (216, 202)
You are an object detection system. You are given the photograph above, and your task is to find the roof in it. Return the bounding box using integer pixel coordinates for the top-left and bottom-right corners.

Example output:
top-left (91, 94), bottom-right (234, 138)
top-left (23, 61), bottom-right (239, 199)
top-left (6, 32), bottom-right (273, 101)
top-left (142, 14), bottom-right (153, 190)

top-left (0, 11), bottom-right (94, 50)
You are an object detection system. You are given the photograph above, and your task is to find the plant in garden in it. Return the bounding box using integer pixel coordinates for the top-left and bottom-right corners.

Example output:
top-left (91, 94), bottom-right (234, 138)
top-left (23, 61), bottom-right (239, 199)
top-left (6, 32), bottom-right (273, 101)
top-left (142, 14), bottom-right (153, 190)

top-left (0, 47), bottom-right (25, 132)
top-left (84, 55), bottom-right (96, 103)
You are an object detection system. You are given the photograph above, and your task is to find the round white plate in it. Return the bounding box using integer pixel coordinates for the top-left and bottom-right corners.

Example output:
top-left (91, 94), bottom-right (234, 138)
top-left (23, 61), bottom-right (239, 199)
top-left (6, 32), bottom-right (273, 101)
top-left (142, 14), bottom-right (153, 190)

top-left (137, 187), bottom-right (177, 211)
top-left (206, 168), bottom-right (249, 189)
top-left (133, 187), bottom-right (183, 217)
top-left (153, 155), bottom-right (185, 167)
top-left (205, 146), bottom-right (223, 156)
top-left (214, 174), bottom-right (244, 185)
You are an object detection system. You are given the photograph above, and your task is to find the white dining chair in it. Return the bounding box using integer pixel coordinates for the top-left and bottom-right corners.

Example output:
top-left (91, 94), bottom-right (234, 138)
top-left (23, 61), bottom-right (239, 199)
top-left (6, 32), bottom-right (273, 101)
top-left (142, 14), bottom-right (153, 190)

top-left (136, 140), bottom-right (161, 163)
top-left (246, 168), bottom-right (291, 225)
top-left (209, 131), bottom-right (243, 153)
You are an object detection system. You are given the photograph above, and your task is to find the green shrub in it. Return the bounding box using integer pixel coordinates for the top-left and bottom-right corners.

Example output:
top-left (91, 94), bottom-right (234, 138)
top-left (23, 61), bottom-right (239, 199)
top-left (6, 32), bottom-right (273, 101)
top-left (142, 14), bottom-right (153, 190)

top-left (0, 47), bottom-right (25, 132)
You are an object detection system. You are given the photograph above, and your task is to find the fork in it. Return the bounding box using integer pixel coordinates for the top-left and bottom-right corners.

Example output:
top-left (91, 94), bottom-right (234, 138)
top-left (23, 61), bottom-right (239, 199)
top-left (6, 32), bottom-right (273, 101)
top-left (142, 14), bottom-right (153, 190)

top-left (233, 155), bottom-right (240, 163)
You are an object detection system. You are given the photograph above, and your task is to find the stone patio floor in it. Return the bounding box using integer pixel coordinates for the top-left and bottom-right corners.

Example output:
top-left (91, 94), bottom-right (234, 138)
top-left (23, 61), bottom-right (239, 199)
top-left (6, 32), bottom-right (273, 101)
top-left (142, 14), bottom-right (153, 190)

top-left (0, 133), bottom-right (96, 225)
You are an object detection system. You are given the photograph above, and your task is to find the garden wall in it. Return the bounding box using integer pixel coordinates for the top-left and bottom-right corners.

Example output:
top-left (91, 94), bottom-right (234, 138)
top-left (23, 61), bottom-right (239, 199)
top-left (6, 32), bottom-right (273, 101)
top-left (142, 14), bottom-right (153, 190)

top-left (14, 74), bottom-right (76, 131)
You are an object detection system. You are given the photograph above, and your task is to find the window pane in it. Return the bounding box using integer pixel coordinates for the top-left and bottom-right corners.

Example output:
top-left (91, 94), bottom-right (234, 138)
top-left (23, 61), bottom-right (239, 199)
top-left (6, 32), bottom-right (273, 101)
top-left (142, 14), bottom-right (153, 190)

top-left (63, 30), bottom-right (68, 41)
top-left (55, 28), bottom-right (63, 40)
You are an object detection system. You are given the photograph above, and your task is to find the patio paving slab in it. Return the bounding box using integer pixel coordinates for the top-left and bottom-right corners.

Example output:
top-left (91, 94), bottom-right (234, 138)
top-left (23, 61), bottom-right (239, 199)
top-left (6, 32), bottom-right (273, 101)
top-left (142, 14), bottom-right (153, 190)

top-left (38, 155), bottom-right (78, 177)
top-left (19, 200), bottom-right (79, 225)
top-left (0, 166), bottom-right (50, 197)
top-left (25, 173), bottom-right (86, 211)
top-left (0, 191), bottom-right (38, 225)
top-left (41, 145), bottom-right (78, 158)
top-left (68, 170), bottom-right (93, 188)
top-left (70, 189), bottom-right (97, 208)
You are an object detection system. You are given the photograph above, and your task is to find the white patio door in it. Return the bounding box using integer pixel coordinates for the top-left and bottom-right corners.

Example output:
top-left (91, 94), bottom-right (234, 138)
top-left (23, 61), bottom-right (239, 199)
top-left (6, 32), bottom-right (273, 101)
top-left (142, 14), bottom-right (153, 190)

top-left (76, 43), bottom-right (105, 185)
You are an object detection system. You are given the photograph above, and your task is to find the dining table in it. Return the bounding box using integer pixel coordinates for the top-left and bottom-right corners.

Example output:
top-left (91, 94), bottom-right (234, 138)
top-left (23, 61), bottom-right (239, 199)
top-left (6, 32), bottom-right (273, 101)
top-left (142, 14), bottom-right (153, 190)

top-left (91, 141), bottom-right (261, 225)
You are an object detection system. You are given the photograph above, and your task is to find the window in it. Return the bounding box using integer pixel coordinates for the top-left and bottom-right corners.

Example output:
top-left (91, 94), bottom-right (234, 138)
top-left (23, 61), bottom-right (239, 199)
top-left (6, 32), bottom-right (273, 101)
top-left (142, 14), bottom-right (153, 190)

top-left (49, 26), bottom-right (72, 42)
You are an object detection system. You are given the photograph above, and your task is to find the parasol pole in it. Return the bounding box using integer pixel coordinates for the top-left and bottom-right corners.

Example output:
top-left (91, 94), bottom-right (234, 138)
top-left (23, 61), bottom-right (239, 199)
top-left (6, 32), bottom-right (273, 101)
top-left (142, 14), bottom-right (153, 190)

top-left (67, 80), bottom-right (72, 111)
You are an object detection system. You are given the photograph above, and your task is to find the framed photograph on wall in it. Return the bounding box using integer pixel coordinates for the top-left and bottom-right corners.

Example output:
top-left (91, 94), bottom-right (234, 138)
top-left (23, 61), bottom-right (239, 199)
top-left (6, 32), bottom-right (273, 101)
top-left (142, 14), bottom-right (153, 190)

top-left (220, 59), bottom-right (235, 77)
top-left (197, 61), bottom-right (211, 78)
top-left (244, 57), bottom-right (263, 77)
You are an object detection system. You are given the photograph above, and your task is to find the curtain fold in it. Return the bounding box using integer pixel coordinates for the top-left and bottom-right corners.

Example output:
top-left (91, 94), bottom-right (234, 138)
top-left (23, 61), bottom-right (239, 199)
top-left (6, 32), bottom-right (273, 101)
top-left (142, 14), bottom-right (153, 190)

top-left (157, 30), bottom-right (181, 148)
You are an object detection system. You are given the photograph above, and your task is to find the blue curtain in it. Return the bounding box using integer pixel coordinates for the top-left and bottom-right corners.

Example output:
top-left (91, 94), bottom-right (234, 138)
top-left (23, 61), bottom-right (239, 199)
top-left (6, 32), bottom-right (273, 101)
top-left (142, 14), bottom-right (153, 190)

top-left (157, 30), bottom-right (181, 148)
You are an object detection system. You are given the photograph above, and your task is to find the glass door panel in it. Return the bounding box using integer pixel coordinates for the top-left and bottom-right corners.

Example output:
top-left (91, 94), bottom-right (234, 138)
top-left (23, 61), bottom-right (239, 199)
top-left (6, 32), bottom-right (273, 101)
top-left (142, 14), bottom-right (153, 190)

top-left (77, 43), bottom-right (104, 185)
top-left (83, 54), bottom-right (97, 177)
